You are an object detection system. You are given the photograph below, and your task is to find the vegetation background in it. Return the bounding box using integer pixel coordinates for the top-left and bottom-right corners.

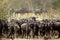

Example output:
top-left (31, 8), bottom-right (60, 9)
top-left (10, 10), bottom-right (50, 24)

top-left (0, 0), bottom-right (60, 19)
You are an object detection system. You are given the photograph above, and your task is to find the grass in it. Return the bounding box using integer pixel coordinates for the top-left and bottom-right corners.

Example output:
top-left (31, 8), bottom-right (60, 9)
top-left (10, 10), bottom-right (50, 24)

top-left (8, 9), bottom-right (60, 20)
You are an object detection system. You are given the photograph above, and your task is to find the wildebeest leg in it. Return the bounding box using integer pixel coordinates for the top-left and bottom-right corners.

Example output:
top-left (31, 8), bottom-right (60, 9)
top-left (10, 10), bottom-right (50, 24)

top-left (42, 30), bottom-right (45, 36)
top-left (58, 33), bottom-right (60, 38)
top-left (21, 30), bottom-right (25, 38)
top-left (29, 30), bottom-right (31, 38)
top-left (26, 30), bottom-right (31, 39)
top-left (8, 32), bottom-right (12, 38)
top-left (39, 29), bottom-right (43, 37)
top-left (39, 31), bottom-right (41, 36)
top-left (58, 30), bottom-right (60, 38)
top-left (33, 30), bottom-right (35, 38)
top-left (24, 30), bottom-right (26, 38)
top-left (6, 29), bottom-right (9, 38)
top-left (36, 33), bottom-right (38, 38)
top-left (26, 31), bottom-right (28, 39)
top-left (8, 32), bottom-right (11, 38)
top-left (8, 30), bottom-right (14, 39)
top-left (0, 26), bottom-right (3, 38)
top-left (30, 30), bottom-right (33, 38)
top-left (16, 29), bottom-right (22, 38)
top-left (34, 30), bottom-right (38, 38)
top-left (0, 30), bottom-right (2, 38)
top-left (21, 30), bottom-right (24, 38)
top-left (33, 33), bottom-right (35, 38)
top-left (30, 30), bottom-right (34, 38)
top-left (8, 33), bottom-right (14, 40)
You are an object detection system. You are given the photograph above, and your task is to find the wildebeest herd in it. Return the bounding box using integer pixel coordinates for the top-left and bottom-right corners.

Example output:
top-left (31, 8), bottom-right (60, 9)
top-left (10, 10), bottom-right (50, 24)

top-left (0, 17), bottom-right (60, 39)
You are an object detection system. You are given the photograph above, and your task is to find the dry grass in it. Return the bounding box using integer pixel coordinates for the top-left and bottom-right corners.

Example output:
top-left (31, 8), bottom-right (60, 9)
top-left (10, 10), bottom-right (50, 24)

top-left (7, 9), bottom-right (60, 21)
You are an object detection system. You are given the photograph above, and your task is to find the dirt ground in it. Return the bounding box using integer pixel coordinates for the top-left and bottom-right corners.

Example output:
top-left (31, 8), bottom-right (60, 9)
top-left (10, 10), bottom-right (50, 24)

top-left (1, 38), bottom-right (60, 40)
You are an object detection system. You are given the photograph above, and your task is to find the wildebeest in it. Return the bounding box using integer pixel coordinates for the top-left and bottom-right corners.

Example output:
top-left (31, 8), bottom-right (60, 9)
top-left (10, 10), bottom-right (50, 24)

top-left (0, 19), bottom-right (9, 37)
top-left (28, 19), bottom-right (40, 38)
top-left (15, 8), bottom-right (32, 14)
top-left (21, 23), bottom-right (31, 38)
top-left (40, 19), bottom-right (50, 35)
top-left (38, 19), bottom-right (54, 38)
top-left (20, 17), bottom-right (39, 38)
top-left (9, 19), bottom-right (28, 38)
top-left (0, 19), bottom-right (4, 37)
top-left (7, 19), bottom-right (20, 38)
top-left (34, 8), bottom-right (43, 15)
top-left (0, 18), bottom-right (60, 39)
top-left (50, 20), bottom-right (60, 38)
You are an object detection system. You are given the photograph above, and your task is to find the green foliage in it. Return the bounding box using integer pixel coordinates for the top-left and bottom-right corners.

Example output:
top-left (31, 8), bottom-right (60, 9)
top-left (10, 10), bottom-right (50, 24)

top-left (52, 0), bottom-right (60, 9)
top-left (7, 0), bottom-right (60, 10)
top-left (0, 0), bottom-right (8, 19)
top-left (0, 0), bottom-right (60, 20)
